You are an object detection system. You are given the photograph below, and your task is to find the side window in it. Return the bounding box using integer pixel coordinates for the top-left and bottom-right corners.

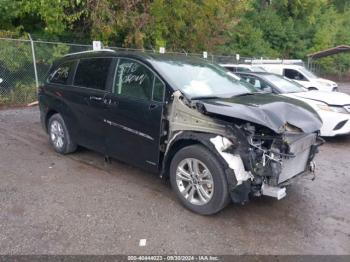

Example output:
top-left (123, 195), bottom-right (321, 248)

top-left (226, 67), bottom-right (236, 73)
top-left (236, 67), bottom-right (250, 72)
top-left (240, 76), bottom-right (255, 88)
top-left (240, 76), bottom-right (249, 82)
top-left (248, 76), bottom-right (272, 91)
top-left (74, 58), bottom-right (112, 90)
top-left (241, 76), bottom-right (250, 83)
top-left (284, 69), bottom-right (306, 81)
top-left (114, 59), bottom-right (154, 101)
top-left (48, 61), bottom-right (74, 85)
top-left (153, 77), bottom-right (165, 102)
top-left (260, 80), bottom-right (273, 92)
top-left (253, 79), bottom-right (262, 89)
top-left (244, 76), bottom-right (256, 86)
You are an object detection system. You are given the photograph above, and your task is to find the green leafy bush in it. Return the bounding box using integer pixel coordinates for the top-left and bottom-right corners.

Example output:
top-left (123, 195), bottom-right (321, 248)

top-left (0, 83), bottom-right (37, 106)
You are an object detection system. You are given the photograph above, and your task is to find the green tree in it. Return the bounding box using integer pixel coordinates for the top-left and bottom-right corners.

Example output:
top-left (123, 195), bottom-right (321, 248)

top-left (0, 0), bottom-right (349, 76)
top-left (217, 19), bottom-right (277, 57)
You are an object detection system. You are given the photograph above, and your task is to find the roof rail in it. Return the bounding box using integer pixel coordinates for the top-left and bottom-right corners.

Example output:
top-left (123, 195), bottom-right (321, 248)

top-left (244, 58), bottom-right (304, 66)
top-left (63, 49), bottom-right (116, 57)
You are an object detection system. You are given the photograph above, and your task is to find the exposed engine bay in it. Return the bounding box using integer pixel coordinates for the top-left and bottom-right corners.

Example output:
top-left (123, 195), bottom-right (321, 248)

top-left (209, 124), bottom-right (322, 203)
top-left (163, 91), bottom-right (324, 204)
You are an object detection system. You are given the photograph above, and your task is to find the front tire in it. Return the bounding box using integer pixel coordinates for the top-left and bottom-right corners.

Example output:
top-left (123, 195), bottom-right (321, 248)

top-left (48, 114), bottom-right (77, 154)
top-left (170, 144), bottom-right (230, 215)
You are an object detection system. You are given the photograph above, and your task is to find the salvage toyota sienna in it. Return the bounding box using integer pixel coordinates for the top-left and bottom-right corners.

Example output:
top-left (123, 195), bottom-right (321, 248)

top-left (39, 50), bottom-right (324, 215)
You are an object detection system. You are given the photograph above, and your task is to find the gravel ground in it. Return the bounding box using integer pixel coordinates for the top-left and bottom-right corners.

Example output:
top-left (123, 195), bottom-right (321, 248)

top-left (0, 85), bottom-right (350, 255)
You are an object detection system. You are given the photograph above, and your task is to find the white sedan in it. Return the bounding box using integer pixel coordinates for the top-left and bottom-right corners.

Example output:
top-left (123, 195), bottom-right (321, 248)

top-left (237, 72), bottom-right (350, 137)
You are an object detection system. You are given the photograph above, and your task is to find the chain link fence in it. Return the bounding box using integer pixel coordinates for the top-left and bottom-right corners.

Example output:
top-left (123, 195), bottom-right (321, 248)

top-left (0, 38), bottom-right (35, 106)
top-left (0, 37), bottom-right (254, 107)
top-left (0, 37), bottom-right (92, 107)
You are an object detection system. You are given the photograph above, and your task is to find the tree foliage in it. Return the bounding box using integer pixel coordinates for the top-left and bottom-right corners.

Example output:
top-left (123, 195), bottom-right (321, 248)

top-left (0, 0), bottom-right (349, 74)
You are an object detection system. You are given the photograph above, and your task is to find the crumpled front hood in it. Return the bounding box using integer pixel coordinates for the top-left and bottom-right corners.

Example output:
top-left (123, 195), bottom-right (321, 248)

top-left (287, 91), bottom-right (350, 106)
top-left (196, 93), bottom-right (322, 134)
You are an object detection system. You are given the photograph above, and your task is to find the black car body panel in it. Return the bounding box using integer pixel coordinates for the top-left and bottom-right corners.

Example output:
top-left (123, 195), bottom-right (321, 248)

top-left (196, 93), bottom-right (322, 134)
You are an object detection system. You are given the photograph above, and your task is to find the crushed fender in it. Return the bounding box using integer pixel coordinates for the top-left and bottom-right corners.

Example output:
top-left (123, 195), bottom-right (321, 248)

top-left (162, 90), bottom-right (323, 204)
top-left (210, 135), bottom-right (252, 185)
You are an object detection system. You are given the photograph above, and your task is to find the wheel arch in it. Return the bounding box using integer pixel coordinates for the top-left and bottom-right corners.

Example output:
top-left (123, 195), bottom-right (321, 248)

top-left (44, 98), bottom-right (78, 140)
top-left (161, 131), bottom-right (230, 179)
top-left (163, 131), bottom-right (246, 209)
top-left (45, 109), bottom-right (58, 131)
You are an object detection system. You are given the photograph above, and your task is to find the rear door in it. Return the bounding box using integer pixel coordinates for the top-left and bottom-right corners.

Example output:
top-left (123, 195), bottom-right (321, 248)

top-left (72, 57), bottom-right (114, 153)
top-left (104, 58), bottom-right (166, 171)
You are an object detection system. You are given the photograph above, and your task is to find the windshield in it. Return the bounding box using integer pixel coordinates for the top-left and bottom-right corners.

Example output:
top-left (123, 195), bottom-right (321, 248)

top-left (263, 74), bottom-right (306, 93)
top-left (152, 58), bottom-right (257, 99)
top-left (298, 67), bottom-right (317, 79)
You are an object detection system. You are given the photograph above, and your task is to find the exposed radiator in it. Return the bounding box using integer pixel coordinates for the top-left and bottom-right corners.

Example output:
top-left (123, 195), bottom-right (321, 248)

top-left (278, 133), bottom-right (316, 184)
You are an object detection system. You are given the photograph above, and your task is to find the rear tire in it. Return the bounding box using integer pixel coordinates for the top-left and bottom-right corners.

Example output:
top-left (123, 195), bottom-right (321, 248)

top-left (170, 144), bottom-right (230, 215)
top-left (48, 113), bottom-right (77, 154)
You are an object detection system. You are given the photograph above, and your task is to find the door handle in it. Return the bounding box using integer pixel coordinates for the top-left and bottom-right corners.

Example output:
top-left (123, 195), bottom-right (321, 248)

top-left (103, 98), bottom-right (118, 106)
top-left (89, 96), bottom-right (103, 101)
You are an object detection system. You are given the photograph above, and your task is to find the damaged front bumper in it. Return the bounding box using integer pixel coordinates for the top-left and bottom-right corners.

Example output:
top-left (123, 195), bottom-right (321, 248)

top-left (261, 161), bottom-right (316, 200)
top-left (212, 132), bottom-right (324, 204)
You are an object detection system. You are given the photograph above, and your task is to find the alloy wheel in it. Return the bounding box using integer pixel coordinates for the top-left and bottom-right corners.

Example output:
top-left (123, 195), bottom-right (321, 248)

top-left (50, 120), bottom-right (65, 149)
top-left (176, 158), bottom-right (214, 205)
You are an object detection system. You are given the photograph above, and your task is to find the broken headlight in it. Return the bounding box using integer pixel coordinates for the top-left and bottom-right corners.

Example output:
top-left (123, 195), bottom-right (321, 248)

top-left (317, 104), bottom-right (349, 114)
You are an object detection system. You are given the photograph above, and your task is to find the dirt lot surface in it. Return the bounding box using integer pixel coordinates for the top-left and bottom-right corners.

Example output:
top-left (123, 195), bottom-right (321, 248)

top-left (0, 84), bottom-right (350, 255)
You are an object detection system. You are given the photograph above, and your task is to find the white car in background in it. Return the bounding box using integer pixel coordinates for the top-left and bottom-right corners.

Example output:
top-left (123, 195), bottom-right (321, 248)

top-left (220, 64), bottom-right (267, 73)
top-left (237, 72), bottom-right (350, 137)
top-left (255, 63), bottom-right (338, 92)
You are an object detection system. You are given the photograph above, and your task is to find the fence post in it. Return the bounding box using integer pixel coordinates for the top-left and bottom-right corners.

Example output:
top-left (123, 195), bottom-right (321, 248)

top-left (28, 33), bottom-right (39, 91)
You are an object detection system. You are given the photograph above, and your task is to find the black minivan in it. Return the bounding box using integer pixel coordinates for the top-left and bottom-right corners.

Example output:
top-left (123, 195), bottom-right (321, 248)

top-left (39, 50), bottom-right (323, 215)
